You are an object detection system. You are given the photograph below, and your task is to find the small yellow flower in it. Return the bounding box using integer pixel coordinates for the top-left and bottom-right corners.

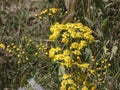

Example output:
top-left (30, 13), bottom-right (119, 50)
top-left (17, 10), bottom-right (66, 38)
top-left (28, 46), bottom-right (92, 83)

top-left (26, 57), bottom-right (29, 60)
top-left (62, 74), bottom-right (71, 80)
top-left (22, 51), bottom-right (25, 54)
top-left (64, 56), bottom-right (71, 67)
top-left (71, 42), bottom-right (79, 49)
top-left (17, 60), bottom-right (21, 64)
top-left (19, 45), bottom-right (22, 48)
top-left (53, 54), bottom-right (64, 61)
top-left (81, 86), bottom-right (88, 90)
top-left (102, 81), bottom-right (105, 83)
top-left (17, 54), bottom-right (21, 58)
top-left (97, 74), bottom-right (101, 77)
top-left (48, 13), bottom-right (51, 16)
top-left (104, 59), bottom-right (108, 62)
top-left (61, 80), bottom-right (67, 86)
top-left (104, 66), bottom-right (107, 69)
top-left (88, 69), bottom-right (95, 75)
top-left (108, 63), bottom-right (111, 67)
top-left (24, 36), bottom-right (27, 39)
top-left (6, 48), bottom-right (9, 52)
top-left (95, 62), bottom-right (99, 66)
top-left (49, 48), bottom-right (56, 58)
top-left (61, 37), bottom-right (68, 44)
top-left (42, 45), bottom-right (45, 48)
top-left (78, 63), bottom-right (89, 69)
top-left (91, 58), bottom-right (95, 62)
top-left (8, 50), bottom-right (12, 53)
top-left (80, 40), bottom-right (87, 47)
top-left (50, 8), bottom-right (57, 13)
top-left (72, 50), bottom-right (81, 55)
top-left (74, 17), bottom-right (77, 20)
top-left (11, 43), bottom-right (14, 46)
top-left (65, 11), bottom-right (68, 14)
top-left (13, 45), bottom-right (16, 49)
top-left (63, 50), bottom-right (69, 55)
top-left (49, 31), bottom-right (60, 40)
top-left (29, 39), bottom-right (32, 42)
top-left (91, 86), bottom-right (97, 90)
top-left (40, 9), bottom-right (48, 15)
top-left (101, 60), bottom-right (105, 64)
top-left (26, 43), bottom-right (30, 46)
top-left (103, 72), bottom-right (107, 75)
top-left (45, 52), bottom-right (48, 55)
top-left (39, 16), bottom-right (42, 19)
top-left (77, 56), bottom-right (80, 60)
top-left (35, 52), bottom-right (38, 56)
top-left (38, 47), bottom-right (41, 50)
top-left (56, 47), bottom-right (61, 52)
top-left (16, 48), bottom-right (20, 51)
top-left (7, 45), bottom-right (10, 48)
top-left (0, 44), bottom-right (5, 49)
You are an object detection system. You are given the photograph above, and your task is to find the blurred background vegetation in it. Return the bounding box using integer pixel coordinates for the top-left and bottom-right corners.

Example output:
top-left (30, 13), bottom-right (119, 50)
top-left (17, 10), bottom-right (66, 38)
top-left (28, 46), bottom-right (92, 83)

top-left (0, 0), bottom-right (120, 90)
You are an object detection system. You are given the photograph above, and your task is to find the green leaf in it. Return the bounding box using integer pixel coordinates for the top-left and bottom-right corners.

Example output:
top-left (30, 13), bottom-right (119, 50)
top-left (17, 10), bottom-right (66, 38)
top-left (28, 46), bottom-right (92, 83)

top-left (58, 65), bottom-right (65, 81)
top-left (85, 47), bottom-right (92, 61)
top-left (110, 46), bottom-right (118, 60)
top-left (112, 46), bottom-right (118, 55)
top-left (101, 18), bottom-right (109, 31)
top-left (96, 28), bottom-right (103, 37)
top-left (104, 2), bottom-right (114, 9)
top-left (84, 17), bottom-right (94, 27)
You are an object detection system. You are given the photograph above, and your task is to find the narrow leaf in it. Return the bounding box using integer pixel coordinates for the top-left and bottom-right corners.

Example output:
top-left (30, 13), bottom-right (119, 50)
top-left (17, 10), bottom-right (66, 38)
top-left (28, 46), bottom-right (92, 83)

top-left (84, 17), bottom-right (94, 27)
top-left (96, 28), bottom-right (103, 37)
top-left (85, 47), bottom-right (92, 61)
top-left (110, 46), bottom-right (118, 60)
top-left (58, 65), bottom-right (65, 81)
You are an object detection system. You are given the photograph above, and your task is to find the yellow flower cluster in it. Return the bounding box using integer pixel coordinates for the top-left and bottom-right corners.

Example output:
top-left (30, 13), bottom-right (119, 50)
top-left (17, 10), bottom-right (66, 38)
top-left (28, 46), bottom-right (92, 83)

top-left (49, 48), bottom-right (71, 67)
top-left (90, 47), bottom-right (111, 84)
top-left (48, 22), bottom-right (96, 89)
top-left (5, 37), bottom-right (47, 64)
top-left (49, 22), bottom-right (94, 43)
top-left (60, 74), bottom-right (77, 90)
top-left (40, 8), bottom-right (57, 15)
top-left (49, 22), bottom-right (94, 67)
top-left (48, 21), bottom-right (111, 89)
top-left (35, 8), bottom-right (58, 20)
top-left (49, 47), bottom-right (61, 58)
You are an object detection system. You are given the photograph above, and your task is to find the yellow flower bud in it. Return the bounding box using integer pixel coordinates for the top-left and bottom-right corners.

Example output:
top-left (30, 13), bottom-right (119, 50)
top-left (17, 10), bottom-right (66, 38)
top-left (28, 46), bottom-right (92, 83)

top-left (13, 46), bottom-right (16, 49)
top-left (17, 54), bottom-right (21, 58)
top-left (108, 63), bottom-right (111, 67)
top-left (0, 44), bottom-right (5, 49)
